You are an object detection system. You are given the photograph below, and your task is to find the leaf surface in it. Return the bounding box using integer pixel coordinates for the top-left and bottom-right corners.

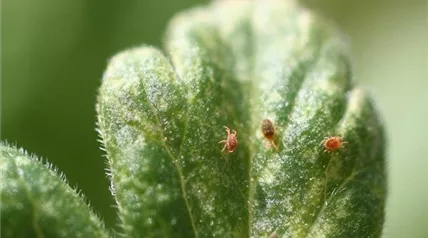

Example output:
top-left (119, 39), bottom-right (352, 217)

top-left (97, 1), bottom-right (386, 237)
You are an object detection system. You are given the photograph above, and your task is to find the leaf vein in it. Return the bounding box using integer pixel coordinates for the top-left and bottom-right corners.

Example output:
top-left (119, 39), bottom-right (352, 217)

top-left (136, 71), bottom-right (199, 238)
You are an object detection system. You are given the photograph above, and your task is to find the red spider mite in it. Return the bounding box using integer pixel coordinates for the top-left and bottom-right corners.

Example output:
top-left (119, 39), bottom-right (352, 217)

top-left (262, 119), bottom-right (278, 151)
top-left (322, 136), bottom-right (345, 152)
top-left (219, 126), bottom-right (238, 153)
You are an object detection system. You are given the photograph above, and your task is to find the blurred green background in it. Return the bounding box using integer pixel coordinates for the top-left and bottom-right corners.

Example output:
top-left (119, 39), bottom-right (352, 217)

top-left (1, 0), bottom-right (427, 237)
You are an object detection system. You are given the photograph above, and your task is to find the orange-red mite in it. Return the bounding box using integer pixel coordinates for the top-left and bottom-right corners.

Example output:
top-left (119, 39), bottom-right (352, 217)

top-left (219, 126), bottom-right (238, 153)
top-left (323, 136), bottom-right (344, 152)
top-left (262, 119), bottom-right (278, 150)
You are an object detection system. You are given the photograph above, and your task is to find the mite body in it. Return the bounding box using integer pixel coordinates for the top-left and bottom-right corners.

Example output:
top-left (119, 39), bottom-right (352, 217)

top-left (219, 126), bottom-right (238, 153)
top-left (262, 119), bottom-right (278, 150)
top-left (268, 232), bottom-right (279, 238)
top-left (322, 136), bottom-right (345, 152)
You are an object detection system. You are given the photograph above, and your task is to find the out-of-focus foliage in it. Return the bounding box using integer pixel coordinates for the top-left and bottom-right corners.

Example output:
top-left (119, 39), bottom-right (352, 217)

top-left (2, 0), bottom-right (427, 237)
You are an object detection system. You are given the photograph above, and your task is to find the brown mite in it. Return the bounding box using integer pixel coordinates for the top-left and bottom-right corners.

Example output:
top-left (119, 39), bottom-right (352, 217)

top-left (219, 126), bottom-right (238, 153)
top-left (268, 232), bottom-right (279, 238)
top-left (322, 136), bottom-right (346, 152)
top-left (262, 119), bottom-right (278, 150)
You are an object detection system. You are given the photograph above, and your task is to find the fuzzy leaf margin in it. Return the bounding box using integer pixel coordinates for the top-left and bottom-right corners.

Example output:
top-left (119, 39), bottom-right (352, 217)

top-left (0, 143), bottom-right (110, 238)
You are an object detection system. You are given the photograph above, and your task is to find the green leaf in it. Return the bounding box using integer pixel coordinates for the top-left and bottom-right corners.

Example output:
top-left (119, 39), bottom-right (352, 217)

top-left (0, 143), bottom-right (110, 238)
top-left (97, 1), bottom-right (386, 237)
